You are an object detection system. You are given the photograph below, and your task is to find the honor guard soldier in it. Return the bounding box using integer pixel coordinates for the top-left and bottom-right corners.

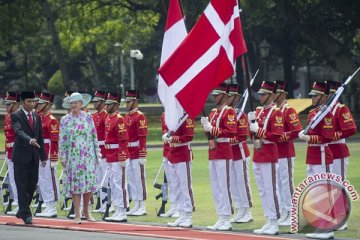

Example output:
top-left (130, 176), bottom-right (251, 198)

top-left (201, 83), bottom-right (237, 231)
top-left (159, 112), bottom-right (180, 218)
top-left (124, 90), bottom-right (148, 216)
top-left (104, 93), bottom-right (129, 222)
top-left (163, 115), bottom-right (195, 228)
top-left (35, 93), bottom-right (60, 218)
top-left (326, 80), bottom-right (357, 231)
top-left (226, 84), bottom-right (253, 224)
top-left (91, 91), bottom-right (109, 213)
top-left (298, 82), bottom-right (335, 239)
top-left (247, 81), bottom-right (283, 235)
top-left (3, 92), bottom-right (20, 215)
top-left (34, 91), bottom-right (42, 113)
top-left (273, 81), bottom-right (302, 227)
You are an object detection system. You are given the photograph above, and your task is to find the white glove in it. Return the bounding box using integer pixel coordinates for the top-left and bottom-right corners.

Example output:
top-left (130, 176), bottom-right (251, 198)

top-left (119, 159), bottom-right (128, 167)
top-left (298, 130), bottom-right (310, 142)
top-left (96, 149), bottom-right (102, 163)
top-left (138, 158), bottom-right (146, 165)
top-left (249, 121), bottom-right (259, 133)
top-left (50, 161), bottom-right (58, 168)
top-left (247, 111), bottom-right (256, 122)
top-left (162, 133), bottom-right (168, 142)
top-left (202, 122), bottom-right (212, 132)
top-left (200, 117), bottom-right (209, 125)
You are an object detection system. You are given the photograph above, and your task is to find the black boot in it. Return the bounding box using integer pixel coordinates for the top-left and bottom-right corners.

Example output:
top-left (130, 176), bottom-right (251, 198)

top-left (4, 198), bottom-right (13, 214)
top-left (34, 201), bottom-right (43, 216)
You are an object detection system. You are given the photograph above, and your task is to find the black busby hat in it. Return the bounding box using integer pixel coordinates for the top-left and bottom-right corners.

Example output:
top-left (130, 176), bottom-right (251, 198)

top-left (20, 91), bottom-right (35, 101)
top-left (125, 90), bottom-right (140, 101)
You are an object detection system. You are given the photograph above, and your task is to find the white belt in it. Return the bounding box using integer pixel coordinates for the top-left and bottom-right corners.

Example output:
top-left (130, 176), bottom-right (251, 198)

top-left (44, 139), bottom-right (50, 144)
top-left (170, 142), bottom-right (189, 148)
top-left (105, 144), bottom-right (119, 149)
top-left (309, 144), bottom-right (328, 147)
top-left (230, 141), bottom-right (246, 146)
top-left (6, 142), bottom-right (14, 147)
top-left (216, 138), bottom-right (230, 143)
top-left (128, 141), bottom-right (139, 147)
top-left (329, 139), bottom-right (346, 144)
top-left (263, 139), bottom-right (274, 144)
top-left (98, 140), bottom-right (105, 146)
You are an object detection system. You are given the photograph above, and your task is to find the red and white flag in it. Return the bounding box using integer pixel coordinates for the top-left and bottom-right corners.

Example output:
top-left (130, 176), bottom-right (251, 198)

top-left (159, 0), bottom-right (247, 118)
top-left (157, 0), bottom-right (187, 131)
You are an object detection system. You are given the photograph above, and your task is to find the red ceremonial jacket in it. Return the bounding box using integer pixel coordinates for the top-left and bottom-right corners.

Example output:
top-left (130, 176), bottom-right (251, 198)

top-left (125, 108), bottom-right (148, 160)
top-left (230, 111), bottom-right (250, 161)
top-left (41, 112), bottom-right (59, 161)
top-left (252, 104), bottom-right (284, 163)
top-left (167, 117), bottom-right (194, 164)
top-left (276, 101), bottom-right (303, 158)
top-left (208, 105), bottom-right (237, 160)
top-left (160, 113), bottom-right (170, 158)
top-left (92, 110), bottom-right (108, 157)
top-left (105, 111), bottom-right (129, 163)
top-left (4, 114), bottom-right (15, 159)
top-left (305, 106), bottom-right (335, 165)
top-left (329, 102), bottom-right (357, 158)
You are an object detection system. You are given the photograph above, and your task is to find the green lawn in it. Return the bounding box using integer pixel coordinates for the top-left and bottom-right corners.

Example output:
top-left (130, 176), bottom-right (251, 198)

top-left (0, 143), bottom-right (359, 238)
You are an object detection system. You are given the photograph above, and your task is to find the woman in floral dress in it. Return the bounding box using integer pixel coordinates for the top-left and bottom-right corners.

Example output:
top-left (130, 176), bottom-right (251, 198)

top-left (59, 92), bottom-right (101, 223)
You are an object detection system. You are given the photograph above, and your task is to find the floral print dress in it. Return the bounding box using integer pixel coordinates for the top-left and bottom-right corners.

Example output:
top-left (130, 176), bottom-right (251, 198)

top-left (59, 111), bottom-right (99, 195)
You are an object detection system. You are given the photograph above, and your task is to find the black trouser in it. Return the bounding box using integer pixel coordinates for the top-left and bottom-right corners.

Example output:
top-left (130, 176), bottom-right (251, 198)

top-left (13, 159), bottom-right (38, 219)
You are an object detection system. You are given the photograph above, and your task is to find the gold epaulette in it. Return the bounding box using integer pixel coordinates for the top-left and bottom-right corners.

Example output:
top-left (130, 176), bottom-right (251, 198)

top-left (211, 108), bottom-right (217, 112)
top-left (256, 106), bottom-right (263, 110)
top-left (309, 108), bottom-right (317, 114)
top-left (136, 110), bottom-right (144, 115)
top-left (50, 115), bottom-right (56, 120)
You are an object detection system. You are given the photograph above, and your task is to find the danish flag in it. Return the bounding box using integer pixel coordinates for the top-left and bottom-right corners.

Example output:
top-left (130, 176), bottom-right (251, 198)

top-left (159, 0), bottom-right (247, 118)
top-left (157, 0), bottom-right (187, 131)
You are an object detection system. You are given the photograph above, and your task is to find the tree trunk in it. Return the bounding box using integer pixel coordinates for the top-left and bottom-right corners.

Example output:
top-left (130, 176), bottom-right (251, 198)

top-left (86, 46), bottom-right (101, 89)
top-left (282, 29), bottom-right (294, 98)
top-left (42, 0), bottom-right (70, 89)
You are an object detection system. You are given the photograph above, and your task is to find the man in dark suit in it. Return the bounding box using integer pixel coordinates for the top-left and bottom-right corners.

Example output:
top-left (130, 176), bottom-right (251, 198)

top-left (11, 91), bottom-right (47, 224)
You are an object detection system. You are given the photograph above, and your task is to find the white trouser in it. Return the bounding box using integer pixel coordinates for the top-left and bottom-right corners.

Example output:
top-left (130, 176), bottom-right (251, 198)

top-left (307, 164), bottom-right (333, 177)
top-left (96, 158), bottom-right (108, 205)
top-left (108, 162), bottom-right (128, 208)
top-left (253, 162), bottom-right (280, 220)
top-left (38, 159), bottom-right (60, 203)
top-left (127, 159), bottom-right (147, 201)
top-left (277, 157), bottom-right (295, 212)
top-left (162, 157), bottom-right (180, 207)
top-left (171, 161), bottom-right (194, 213)
top-left (230, 157), bottom-right (252, 209)
top-left (332, 157), bottom-right (349, 180)
top-left (209, 159), bottom-right (233, 216)
top-left (6, 157), bottom-right (18, 202)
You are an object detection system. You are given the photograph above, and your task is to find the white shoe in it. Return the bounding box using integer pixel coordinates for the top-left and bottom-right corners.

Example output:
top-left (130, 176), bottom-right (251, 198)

top-left (231, 208), bottom-right (244, 223)
top-left (2, 201), bottom-right (9, 207)
top-left (278, 210), bottom-right (291, 226)
top-left (178, 213), bottom-right (192, 228)
top-left (126, 200), bottom-right (139, 215)
top-left (336, 222), bottom-right (348, 231)
top-left (171, 211), bottom-right (179, 218)
top-left (92, 204), bottom-right (106, 213)
top-left (167, 212), bottom-right (185, 227)
top-left (237, 211), bottom-right (253, 223)
top-left (206, 216), bottom-right (225, 230)
top-left (262, 219), bottom-right (279, 235)
top-left (160, 207), bottom-right (177, 218)
top-left (217, 216), bottom-right (232, 231)
top-left (6, 206), bottom-right (19, 216)
top-left (105, 208), bottom-right (127, 222)
top-left (305, 232), bottom-right (335, 239)
top-left (254, 219), bottom-right (271, 234)
top-left (63, 205), bottom-right (72, 211)
top-left (36, 209), bottom-right (57, 218)
top-left (129, 201), bottom-right (146, 216)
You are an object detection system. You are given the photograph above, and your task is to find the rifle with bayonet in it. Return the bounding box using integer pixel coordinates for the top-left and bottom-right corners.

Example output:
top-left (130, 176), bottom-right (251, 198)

top-left (234, 69), bottom-right (259, 120)
top-left (304, 66), bottom-right (360, 134)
